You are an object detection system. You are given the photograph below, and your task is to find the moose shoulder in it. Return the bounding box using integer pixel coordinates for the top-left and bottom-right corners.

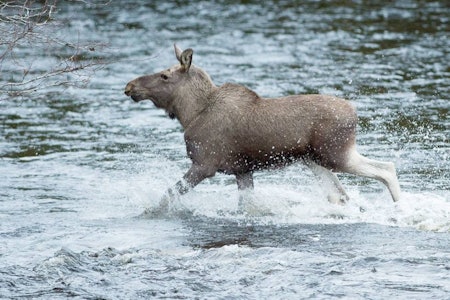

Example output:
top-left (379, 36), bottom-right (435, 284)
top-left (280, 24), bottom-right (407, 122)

top-left (124, 44), bottom-right (401, 213)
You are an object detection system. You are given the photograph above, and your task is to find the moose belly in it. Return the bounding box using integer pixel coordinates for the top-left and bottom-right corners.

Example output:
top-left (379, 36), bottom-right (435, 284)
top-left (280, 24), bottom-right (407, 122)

top-left (218, 148), bottom-right (307, 175)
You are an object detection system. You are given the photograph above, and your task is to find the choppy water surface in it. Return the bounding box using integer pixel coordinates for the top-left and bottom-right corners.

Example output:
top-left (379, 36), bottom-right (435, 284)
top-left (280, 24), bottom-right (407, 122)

top-left (1, 1), bottom-right (449, 299)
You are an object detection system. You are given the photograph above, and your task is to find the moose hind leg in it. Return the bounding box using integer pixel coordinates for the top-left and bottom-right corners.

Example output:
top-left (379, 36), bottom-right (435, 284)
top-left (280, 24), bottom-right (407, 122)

top-left (342, 148), bottom-right (401, 202)
top-left (306, 160), bottom-right (349, 204)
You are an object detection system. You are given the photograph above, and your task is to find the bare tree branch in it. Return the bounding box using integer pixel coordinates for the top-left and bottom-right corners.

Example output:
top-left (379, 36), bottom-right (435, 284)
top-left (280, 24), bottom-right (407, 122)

top-left (0, 0), bottom-right (110, 98)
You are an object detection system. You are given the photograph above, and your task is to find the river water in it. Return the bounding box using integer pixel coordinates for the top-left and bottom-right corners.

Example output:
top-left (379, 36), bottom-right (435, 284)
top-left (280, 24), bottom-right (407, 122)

top-left (1, 1), bottom-right (449, 299)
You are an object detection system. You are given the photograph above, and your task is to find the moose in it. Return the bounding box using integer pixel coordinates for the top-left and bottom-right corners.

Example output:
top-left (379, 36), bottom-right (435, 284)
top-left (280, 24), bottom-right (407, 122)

top-left (124, 44), bottom-right (401, 214)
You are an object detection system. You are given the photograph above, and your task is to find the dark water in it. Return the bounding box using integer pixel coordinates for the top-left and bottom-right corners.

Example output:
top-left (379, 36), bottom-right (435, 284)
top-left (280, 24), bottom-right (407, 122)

top-left (1, 1), bottom-right (449, 299)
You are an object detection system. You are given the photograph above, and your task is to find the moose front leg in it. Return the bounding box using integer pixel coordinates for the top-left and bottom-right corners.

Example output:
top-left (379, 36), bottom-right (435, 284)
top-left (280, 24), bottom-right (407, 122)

top-left (236, 172), bottom-right (254, 208)
top-left (236, 171), bottom-right (267, 214)
top-left (236, 172), bottom-right (254, 191)
top-left (153, 163), bottom-right (217, 215)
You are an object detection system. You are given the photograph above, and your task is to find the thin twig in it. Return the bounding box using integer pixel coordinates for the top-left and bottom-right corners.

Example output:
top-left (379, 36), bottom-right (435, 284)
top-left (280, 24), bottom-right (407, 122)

top-left (0, 0), bottom-right (109, 97)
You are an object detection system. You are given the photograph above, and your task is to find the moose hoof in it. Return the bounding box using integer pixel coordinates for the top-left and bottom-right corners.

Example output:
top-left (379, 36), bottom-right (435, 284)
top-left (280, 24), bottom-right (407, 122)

top-left (238, 200), bottom-right (274, 217)
top-left (327, 193), bottom-right (349, 205)
top-left (141, 204), bottom-right (169, 219)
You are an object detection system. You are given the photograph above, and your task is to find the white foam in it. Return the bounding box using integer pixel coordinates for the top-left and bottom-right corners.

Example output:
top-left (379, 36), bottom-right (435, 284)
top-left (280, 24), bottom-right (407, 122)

top-left (122, 173), bottom-right (450, 232)
top-left (78, 160), bottom-right (449, 233)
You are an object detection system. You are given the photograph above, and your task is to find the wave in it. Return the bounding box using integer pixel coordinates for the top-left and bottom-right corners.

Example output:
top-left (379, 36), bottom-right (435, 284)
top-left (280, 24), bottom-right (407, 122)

top-left (129, 178), bottom-right (450, 232)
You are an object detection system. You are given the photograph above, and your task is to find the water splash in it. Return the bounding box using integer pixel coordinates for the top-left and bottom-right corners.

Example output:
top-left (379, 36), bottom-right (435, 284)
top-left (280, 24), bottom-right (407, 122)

top-left (126, 172), bottom-right (450, 232)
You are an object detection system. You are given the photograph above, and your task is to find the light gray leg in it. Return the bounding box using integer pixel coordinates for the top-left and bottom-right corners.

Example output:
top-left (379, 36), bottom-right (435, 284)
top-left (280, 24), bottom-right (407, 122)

top-left (236, 172), bottom-right (253, 208)
top-left (235, 172), bottom-right (272, 216)
top-left (305, 160), bottom-right (349, 204)
top-left (342, 148), bottom-right (401, 202)
top-left (145, 163), bottom-right (216, 216)
top-left (236, 172), bottom-right (255, 212)
top-left (236, 172), bottom-right (254, 191)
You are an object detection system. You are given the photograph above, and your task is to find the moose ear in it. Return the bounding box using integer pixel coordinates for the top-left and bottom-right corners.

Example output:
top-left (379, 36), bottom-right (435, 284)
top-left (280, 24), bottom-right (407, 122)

top-left (174, 44), bottom-right (193, 72)
top-left (174, 43), bottom-right (183, 61)
top-left (180, 49), bottom-right (193, 72)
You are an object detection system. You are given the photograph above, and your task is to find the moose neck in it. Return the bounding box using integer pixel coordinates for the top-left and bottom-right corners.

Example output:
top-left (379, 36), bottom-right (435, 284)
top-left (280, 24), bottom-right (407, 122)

top-left (171, 70), bottom-right (217, 129)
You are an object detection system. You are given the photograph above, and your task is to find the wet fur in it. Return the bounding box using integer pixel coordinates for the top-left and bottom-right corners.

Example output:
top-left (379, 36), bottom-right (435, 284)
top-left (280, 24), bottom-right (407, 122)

top-left (125, 44), bottom-right (401, 210)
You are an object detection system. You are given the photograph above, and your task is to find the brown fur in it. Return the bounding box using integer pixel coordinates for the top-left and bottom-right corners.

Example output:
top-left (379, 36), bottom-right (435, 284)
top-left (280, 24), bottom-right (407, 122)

top-left (124, 45), bottom-right (400, 211)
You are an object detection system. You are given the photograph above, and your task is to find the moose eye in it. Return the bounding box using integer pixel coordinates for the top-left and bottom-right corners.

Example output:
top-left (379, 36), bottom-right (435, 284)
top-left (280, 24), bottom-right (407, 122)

top-left (161, 74), bottom-right (169, 80)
